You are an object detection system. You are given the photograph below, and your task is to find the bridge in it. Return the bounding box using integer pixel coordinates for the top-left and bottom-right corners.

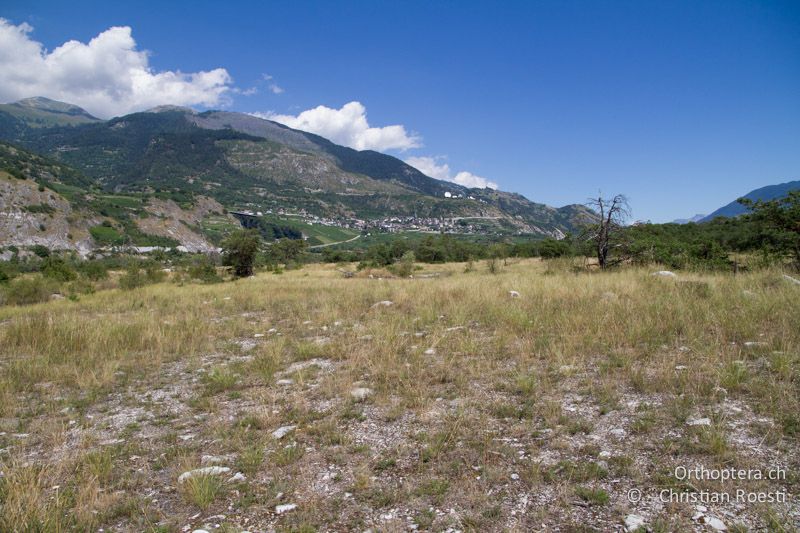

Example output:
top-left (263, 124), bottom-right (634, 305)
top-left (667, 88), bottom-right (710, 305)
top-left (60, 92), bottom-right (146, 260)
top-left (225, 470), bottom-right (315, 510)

top-left (229, 211), bottom-right (262, 229)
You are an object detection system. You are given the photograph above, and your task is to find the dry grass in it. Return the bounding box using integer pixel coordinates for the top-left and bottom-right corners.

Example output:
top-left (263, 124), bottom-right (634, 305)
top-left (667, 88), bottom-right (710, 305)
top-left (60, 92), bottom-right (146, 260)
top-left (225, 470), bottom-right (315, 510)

top-left (0, 259), bottom-right (798, 531)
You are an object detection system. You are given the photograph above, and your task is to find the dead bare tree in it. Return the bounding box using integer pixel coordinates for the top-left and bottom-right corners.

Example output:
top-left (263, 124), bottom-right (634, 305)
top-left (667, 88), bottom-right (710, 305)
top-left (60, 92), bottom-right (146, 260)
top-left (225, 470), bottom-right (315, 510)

top-left (584, 194), bottom-right (631, 269)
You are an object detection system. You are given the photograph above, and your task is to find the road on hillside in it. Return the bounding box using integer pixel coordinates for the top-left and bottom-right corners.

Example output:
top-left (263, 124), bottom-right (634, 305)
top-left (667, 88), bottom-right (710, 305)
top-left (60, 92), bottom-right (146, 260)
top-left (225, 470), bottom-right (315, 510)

top-left (307, 234), bottom-right (362, 249)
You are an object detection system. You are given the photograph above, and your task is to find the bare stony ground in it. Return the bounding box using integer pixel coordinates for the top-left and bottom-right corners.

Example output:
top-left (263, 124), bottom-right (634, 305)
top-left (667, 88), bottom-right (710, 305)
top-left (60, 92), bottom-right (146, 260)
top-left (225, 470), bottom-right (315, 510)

top-left (0, 261), bottom-right (798, 532)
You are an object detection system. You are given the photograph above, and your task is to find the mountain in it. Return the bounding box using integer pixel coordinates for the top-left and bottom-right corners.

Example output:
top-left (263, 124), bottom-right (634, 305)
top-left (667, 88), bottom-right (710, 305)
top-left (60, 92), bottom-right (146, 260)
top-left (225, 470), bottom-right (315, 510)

top-left (672, 214), bottom-right (706, 224)
top-left (0, 98), bottom-right (595, 251)
top-left (0, 97), bottom-right (100, 129)
top-left (700, 180), bottom-right (800, 222)
top-left (0, 141), bottom-right (233, 254)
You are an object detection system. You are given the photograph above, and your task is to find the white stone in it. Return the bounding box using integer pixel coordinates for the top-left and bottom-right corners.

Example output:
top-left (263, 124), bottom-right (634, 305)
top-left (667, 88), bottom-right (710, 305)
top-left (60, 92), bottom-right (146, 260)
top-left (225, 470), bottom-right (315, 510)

top-left (509, 290), bottom-right (520, 298)
top-left (651, 270), bottom-right (677, 277)
top-left (371, 300), bottom-right (394, 309)
top-left (424, 348), bottom-right (436, 355)
top-left (254, 333), bottom-right (265, 338)
top-left (272, 425), bottom-right (296, 439)
top-left (275, 503), bottom-right (297, 514)
top-left (276, 379), bottom-right (294, 386)
top-left (675, 365), bottom-right (688, 370)
top-left (228, 472), bottom-right (246, 482)
top-left (624, 514), bottom-right (646, 532)
top-left (705, 516), bottom-right (727, 531)
top-left (178, 466), bottom-right (231, 483)
top-left (782, 274), bottom-right (800, 285)
top-left (350, 387), bottom-right (373, 401)
top-left (687, 417), bottom-right (712, 426)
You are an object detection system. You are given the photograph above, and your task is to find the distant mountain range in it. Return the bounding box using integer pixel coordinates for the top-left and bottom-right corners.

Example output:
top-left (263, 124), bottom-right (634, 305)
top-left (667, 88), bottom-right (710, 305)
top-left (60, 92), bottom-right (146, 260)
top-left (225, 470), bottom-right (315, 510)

top-left (0, 97), bottom-right (595, 252)
top-left (672, 214), bottom-right (706, 224)
top-left (700, 180), bottom-right (800, 222)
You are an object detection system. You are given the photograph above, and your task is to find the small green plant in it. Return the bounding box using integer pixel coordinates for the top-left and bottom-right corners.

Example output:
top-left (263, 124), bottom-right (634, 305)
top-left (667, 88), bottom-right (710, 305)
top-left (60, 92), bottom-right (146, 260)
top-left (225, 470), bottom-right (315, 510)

top-left (272, 444), bottom-right (304, 466)
top-left (575, 486), bottom-right (609, 505)
top-left (180, 474), bottom-right (225, 511)
top-left (203, 367), bottom-right (238, 395)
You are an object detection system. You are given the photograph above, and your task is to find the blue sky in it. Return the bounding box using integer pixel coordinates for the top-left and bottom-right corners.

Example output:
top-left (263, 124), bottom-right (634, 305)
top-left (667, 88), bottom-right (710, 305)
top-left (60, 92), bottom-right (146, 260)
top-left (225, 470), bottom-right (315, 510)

top-left (1, 1), bottom-right (798, 222)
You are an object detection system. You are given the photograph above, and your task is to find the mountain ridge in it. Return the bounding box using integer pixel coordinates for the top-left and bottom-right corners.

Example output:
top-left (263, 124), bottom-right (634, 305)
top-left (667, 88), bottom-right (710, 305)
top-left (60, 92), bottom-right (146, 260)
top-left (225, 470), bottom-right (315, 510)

top-left (0, 97), bottom-right (595, 250)
top-left (700, 180), bottom-right (800, 222)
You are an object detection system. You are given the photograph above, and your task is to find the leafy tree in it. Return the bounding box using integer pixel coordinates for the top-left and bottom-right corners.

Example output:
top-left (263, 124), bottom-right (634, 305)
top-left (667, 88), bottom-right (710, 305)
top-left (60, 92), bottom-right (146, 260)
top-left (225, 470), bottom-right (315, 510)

top-left (223, 229), bottom-right (261, 277)
top-left (740, 191), bottom-right (800, 268)
top-left (268, 238), bottom-right (308, 266)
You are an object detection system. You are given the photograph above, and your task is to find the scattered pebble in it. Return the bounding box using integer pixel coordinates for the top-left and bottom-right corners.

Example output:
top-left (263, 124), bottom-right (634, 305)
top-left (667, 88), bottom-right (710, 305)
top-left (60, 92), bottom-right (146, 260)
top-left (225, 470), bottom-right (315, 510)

top-left (687, 417), bottom-right (711, 427)
top-left (272, 425), bottom-right (297, 439)
top-left (275, 503), bottom-right (297, 514)
top-left (624, 514), bottom-right (646, 532)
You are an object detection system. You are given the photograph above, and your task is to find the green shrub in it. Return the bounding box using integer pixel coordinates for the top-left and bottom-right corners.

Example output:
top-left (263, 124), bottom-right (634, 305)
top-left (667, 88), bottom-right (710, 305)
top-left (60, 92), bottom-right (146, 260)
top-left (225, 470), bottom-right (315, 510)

top-left (1, 276), bottom-right (58, 305)
top-left (389, 250), bottom-right (415, 277)
top-left (187, 255), bottom-right (221, 283)
top-left (0, 262), bottom-right (15, 284)
top-left (78, 261), bottom-right (108, 281)
top-left (41, 257), bottom-right (77, 282)
top-left (118, 266), bottom-right (145, 290)
top-left (31, 245), bottom-right (50, 258)
top-left (118, 264), bottom-right (166, 290)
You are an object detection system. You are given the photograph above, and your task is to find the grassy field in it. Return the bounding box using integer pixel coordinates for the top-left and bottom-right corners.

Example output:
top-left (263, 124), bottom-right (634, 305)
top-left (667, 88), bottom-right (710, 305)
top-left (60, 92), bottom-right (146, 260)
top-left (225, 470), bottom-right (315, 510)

top-left (259, 214), bottom-right (360, 246)
top-left (0, 259), bottom-right (798, 531)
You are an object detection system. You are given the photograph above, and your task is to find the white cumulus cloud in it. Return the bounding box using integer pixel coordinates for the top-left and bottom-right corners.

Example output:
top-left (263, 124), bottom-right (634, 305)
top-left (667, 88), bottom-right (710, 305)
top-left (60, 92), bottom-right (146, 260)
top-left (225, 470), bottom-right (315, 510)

top-left (256, 101), bottom-right (421, 152)
top-left (405, 156), bottom-right (498, 189)
top-left (0, 19), bottom-right (234, 118)
top-left (262, 74), bottom-right (284, 94)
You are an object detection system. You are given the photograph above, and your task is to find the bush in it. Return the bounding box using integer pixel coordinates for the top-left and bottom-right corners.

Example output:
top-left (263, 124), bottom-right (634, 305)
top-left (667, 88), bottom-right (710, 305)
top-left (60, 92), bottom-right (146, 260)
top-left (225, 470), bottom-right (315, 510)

top-left (78, 261), bottom-right (109, 281)
top-left (41, 257), bottom-right (77, 282)
top-left (1, 276), bottom-right (58, 305)
top-left (118, 266), bottom-right (146, 290)
top-left (389, 251), bottom-right (416, 277)
top-left (188, 255), bottom-right (221, 283)
top-left (118, 263), bottom-right (166, 290)
top-left (0, 262), bottom-right (15, 284)
top-left (31, 245), bottom-right (50, 258)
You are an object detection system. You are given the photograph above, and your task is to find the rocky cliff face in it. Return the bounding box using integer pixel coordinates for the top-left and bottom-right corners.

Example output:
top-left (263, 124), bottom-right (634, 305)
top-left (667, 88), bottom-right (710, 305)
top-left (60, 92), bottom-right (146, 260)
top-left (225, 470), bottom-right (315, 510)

top-left (0, 171), bottom-right (97, 254)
